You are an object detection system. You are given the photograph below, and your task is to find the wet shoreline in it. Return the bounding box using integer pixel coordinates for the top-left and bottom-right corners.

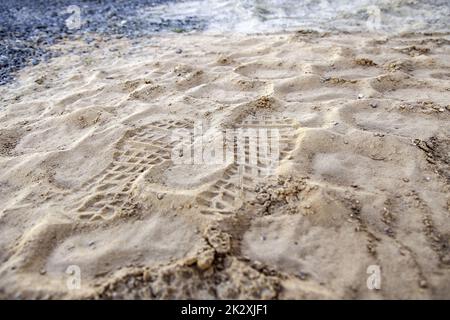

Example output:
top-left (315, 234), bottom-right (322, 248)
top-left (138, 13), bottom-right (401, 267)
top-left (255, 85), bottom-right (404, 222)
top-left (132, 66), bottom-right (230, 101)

top-left (1, 0), bottom-right (449, 86)
top-left (0, 0), bottom-right (198, 85)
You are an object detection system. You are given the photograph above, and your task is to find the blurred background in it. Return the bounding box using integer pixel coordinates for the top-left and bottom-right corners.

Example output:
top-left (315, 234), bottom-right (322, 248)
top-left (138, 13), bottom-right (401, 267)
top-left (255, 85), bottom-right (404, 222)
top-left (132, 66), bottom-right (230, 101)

top-left (1, 0), bottom-right (449, 84)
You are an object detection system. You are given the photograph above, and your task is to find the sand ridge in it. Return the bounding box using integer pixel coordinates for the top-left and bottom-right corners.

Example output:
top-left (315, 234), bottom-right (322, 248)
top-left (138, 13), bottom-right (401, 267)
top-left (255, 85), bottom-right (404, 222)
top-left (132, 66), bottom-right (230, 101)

top-left (0, 31), bottom-right (449, 299)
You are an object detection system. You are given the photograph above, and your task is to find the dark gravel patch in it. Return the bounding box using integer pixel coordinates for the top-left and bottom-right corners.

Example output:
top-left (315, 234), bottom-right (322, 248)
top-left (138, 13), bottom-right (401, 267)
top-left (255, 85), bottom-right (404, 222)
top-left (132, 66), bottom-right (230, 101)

top-left (0, 0), bottom-right (205, 85)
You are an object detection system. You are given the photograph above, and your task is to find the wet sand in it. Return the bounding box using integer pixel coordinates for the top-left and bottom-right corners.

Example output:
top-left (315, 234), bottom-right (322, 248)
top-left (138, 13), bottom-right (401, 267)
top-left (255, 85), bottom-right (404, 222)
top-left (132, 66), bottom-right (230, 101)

top-left (0, 31), bottom-right (449, 299)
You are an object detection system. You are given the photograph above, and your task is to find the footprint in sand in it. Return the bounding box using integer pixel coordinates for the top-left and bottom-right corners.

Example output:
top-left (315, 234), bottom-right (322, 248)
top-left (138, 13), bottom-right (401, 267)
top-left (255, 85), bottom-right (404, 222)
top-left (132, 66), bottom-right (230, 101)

top-left (195, 115), bottom-right (300, 216)
top-left (74, 119), bottom-right (193, 220)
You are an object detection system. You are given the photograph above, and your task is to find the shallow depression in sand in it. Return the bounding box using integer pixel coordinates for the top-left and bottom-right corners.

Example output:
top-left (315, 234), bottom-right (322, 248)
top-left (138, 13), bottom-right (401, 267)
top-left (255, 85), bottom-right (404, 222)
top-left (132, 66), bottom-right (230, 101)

top-left (45, 214), bottom-right (202, 280)
top-left (353, 111), bottom-right (450, 139)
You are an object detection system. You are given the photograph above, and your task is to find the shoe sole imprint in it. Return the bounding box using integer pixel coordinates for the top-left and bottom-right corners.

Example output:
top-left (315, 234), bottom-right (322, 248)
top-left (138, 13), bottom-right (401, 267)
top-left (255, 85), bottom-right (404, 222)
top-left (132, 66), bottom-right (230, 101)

top-left (74, 119), bottom-right (193, 220)
top-left (196, 116), bottom-right (300, 216)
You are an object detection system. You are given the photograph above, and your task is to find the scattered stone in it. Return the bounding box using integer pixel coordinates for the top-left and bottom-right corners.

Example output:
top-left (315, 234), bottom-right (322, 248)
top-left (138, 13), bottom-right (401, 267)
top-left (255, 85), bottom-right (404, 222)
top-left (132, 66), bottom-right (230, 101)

top-left (355, 58), bottom-right (377, 66)
top-left (196, 249), bottom-right (215, 270)
top-left (0, 2), bottom-right (204, 86)
top-left (143, 270), bottom-right (151, 282)
top-left (0, 55), bottom-right (8, 67)
top-left (441, 255), bottom-right (450, 265)
top-left (419, 280), bottom-right (428, 288)
top-left (172, 28), bottom-right (186, 33)
top-left (322, 77), bottom-right (357, 84)
top-left (35, 77), bottom-right (45, 85)
top-left (175, 48), bottom-right (183, 54)
top-left (370, 102), bottom-right (378, 108)
top-left (298, 272), bottom-right (309, 280)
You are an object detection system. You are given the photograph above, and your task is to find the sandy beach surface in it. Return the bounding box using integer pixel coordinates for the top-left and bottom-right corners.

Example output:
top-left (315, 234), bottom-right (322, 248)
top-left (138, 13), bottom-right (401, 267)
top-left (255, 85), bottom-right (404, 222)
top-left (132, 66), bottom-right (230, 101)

top-left (0, 30), bottom-right (450, 299)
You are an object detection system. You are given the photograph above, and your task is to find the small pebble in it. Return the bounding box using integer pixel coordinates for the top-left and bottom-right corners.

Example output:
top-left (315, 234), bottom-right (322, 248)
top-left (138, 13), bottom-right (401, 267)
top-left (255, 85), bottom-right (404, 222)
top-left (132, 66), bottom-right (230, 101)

top-left (298, 272), bottom-right (308, 280)
top-left (440, 255), bottom-right (450, 264)
top-left (157, 193), bottom-right (164, 200)
top-left (175, 49), bottom-right (183, 54)
top-left (143, 270), bottom-right (151, 282)
top-left (358, 94), bottom-right (364, 99)
top-left (419, 280), bottom-right (428, 288)
top-left (370, 102), bottom-right (378, 108)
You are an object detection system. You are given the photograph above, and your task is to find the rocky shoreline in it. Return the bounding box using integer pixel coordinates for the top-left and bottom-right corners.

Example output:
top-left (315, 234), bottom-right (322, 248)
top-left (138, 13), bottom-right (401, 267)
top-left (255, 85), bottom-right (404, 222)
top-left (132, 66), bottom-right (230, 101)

top-left (0, 0), bottom-right (203, 85)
